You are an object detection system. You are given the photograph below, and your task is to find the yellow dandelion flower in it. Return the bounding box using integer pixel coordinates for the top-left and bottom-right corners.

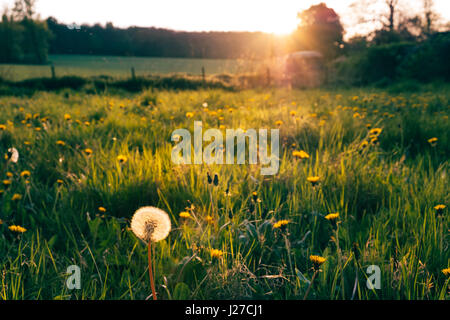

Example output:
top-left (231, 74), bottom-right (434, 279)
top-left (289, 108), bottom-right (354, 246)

top-left (307, 176), bottom-right (320, 186)
top-left (0, 124), bottom-right (6, 130)
top-left (210, 249), bottom-right (224, 259)
top-left (64, 114), bottom-right (72, 121)
top-left (186, 112), bottom-right (194, 118)
top-left (205, 215), bottom-right (214, 224)
top-left (442, 268), bottom-right (450, 277)
top-left (325, 213), bottom-right (339, 221)
top-left (434, 204), bottom-right (446, 216)
top-left (6, 172), bottom-right (13, 178)
top-left (290, 111), bottom-right (297, 117)
top-left (369, 128), bottom-right (382, 136)
top-left (12, 193), bottom-right (22, 201)
top-left (179, 211), bottom-right (191, 219)
top-left (84, 148), bottom-right (93, 155)
top-left (275, 120), bottom-right (283, 126)
top-left (310, 255), bottom-right (326, 270)
top-left (56, 179), bottom-right (64, 185)
top-left (20, 170), bottom-right (31, 178)
top-left (3, 180), bottom-right (12, 187)
top-left (427, 137), bottom-right (438, 147)
top-left (273, 220), bottom-right (290, 229)
top-left (9, 225), bottom-right (27, 233)
top-left (117, 155), bottom-right (127, 164)
top-left (56, 140), bottom-right (66, 146)
top-left (292, 150), bottom-right (309, 159)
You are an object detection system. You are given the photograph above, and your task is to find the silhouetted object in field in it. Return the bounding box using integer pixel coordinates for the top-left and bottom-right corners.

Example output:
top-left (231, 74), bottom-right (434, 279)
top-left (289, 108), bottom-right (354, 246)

top-left (283, 51), bottom-right (324, 88)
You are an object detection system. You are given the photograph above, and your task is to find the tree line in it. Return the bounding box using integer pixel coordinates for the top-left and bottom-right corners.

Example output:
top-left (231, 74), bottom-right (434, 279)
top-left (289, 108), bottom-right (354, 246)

top-left (0, 0), bottom-right (448, 83)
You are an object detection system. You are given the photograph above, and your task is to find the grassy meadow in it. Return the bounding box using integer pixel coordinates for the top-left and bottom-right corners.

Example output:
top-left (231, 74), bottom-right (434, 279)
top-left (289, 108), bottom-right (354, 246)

top-left (0, 55), bottom-right (253, 81)
top-left (0, 86), bottom-right (449, 300)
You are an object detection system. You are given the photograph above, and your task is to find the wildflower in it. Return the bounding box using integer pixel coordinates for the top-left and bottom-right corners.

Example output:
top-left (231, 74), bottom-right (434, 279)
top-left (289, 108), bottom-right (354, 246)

top-left (210, 249), bottom-right (224, 259)
top-left (179, 211), bottom-right (191, 219)
top-left (3, 180), bottom-right (12, 188)
top-left (442, 268), bottom-right (450, 277)
top-left (56, 140), bottom-right (66, 146)
top-left (252, 191), bottom-right (258, 202)
top-left (325, 212), bottom-right (339, 228)
top-left (64, 114), bottom-right (72, 121)
top-left (202, 102), bottom-right (208, 108)
top-left (369, 128), bottom-right (382, 136)
top-left (20, 170), bottom-right (31, 179)
top-left (130, 206), bottom-right (171, 243)
top-left (56, 179), bottom-right (64, 185)
top-left (12, 193), bottom-right (22, 201)
top-left (24, 141), bottom-right (31, 146)
top-left (370, 137), bottom-right (379, 145)
top-left (275, 120), bottom-right (283, 126)
top-left (360, 140), bottom-right (369, 149)
top-left (205, 215), bottom-right (214, 224)
top-left (273, 220), bottom-right (290, 230)
top-left (98, 206), bottom-right (107, 213)
top-left (9, 225), bottom-right (27, 233)
top-left (325, 212), bottom-right (339, 221)
top-left (117, 155), bottom-right (127, 164)
top-left (292, 150), bottom-right (309, 159)
top-left (427, 137), bottom-right (438, 147)
top-left (84, 148), bottom-right (93, 156)
top-left (186, 112), bottom-right (194, 118)
top-left (434, 204), bottom-right (446, 216)
top-left (366, 124), bottom-right (372, 129)
top-left (290, 111), bottom-right (297, 117)
top-left (310, 255), bottom-right (326, 271)
top-left (0, 124), bottom-right (6, 130)
top-left (6, 172), bottom-right (13, 178)
top-left (34, 127), bottom-right (41, 132)
top-left (307, 176), bottom-right (320, 186)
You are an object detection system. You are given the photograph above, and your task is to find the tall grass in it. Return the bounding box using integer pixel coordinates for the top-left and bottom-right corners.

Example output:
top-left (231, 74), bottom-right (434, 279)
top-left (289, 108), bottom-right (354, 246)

top-left (0, 87), bottom-right (448, 299)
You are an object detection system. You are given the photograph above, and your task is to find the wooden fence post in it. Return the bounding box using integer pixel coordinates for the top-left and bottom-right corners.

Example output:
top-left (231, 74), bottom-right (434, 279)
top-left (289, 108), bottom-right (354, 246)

top-left (201, 66), bottom-right (205, 84)
top-left (131, 67), bottom-right (136, 80)
top-left (51, 65), bottom-right (56, 79)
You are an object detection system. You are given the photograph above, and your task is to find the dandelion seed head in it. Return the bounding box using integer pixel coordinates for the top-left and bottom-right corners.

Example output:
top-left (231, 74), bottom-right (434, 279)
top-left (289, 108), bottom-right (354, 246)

top-left (131, 206), bottom-right (171, 243)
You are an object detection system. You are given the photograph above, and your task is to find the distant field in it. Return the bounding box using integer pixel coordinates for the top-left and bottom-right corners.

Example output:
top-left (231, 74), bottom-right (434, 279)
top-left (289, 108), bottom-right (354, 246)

top-left (0, 55), bottom-right (254, 81)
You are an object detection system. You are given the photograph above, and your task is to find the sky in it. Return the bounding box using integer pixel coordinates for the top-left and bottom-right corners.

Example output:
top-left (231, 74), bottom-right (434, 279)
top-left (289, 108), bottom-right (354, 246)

top-left (1, 0), bottom-right (449, 37)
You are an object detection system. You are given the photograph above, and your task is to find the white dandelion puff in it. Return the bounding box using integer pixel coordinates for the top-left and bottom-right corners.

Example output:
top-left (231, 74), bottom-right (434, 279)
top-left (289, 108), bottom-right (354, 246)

top-left (131, 206), bottom-right (171, 243)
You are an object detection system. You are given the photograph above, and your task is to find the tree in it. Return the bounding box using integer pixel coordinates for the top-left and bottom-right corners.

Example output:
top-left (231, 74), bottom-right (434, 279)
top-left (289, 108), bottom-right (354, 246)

top-left (12, 0), bottom-right (35, 20)
top-left (0, 0), bottom-right (51, 64)
top-left (291, 3), bottom-right (344, 59)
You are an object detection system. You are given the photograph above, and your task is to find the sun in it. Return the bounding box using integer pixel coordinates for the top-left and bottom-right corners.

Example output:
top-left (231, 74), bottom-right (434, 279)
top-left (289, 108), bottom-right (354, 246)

top-left (260, 12), bottom-right (298, 35)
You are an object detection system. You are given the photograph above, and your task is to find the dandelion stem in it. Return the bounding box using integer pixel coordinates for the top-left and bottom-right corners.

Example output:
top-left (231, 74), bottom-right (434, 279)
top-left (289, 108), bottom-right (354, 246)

top-left (148, 240), bottom-right (157, 300)
top-left (303, 270), bottom-right (318, 300)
